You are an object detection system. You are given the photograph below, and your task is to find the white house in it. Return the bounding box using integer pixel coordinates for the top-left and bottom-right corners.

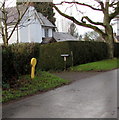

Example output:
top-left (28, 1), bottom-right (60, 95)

top-left (0, 4), bottom-right (56, 44)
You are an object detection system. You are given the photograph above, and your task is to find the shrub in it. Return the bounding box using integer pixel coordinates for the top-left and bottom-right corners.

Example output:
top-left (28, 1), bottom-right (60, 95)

top-left (2, 46), bottom-right (16, 86)
top-left (2, 43), bottom-right (40, 87)
top-left (39, 41), bottom-right (108, 71)
top-left (114, 43), bottom-right (119, 58)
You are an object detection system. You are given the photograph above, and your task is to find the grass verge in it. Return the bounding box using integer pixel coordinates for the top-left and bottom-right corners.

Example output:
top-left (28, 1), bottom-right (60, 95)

top-left (70, 58), bottom-right (119, 72)
top-left (2, 70), bottom-right (70, 103)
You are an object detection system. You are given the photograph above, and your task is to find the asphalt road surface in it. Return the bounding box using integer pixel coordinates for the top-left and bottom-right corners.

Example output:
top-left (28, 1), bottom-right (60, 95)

top-left (2, 69), bottom-right (118, 118)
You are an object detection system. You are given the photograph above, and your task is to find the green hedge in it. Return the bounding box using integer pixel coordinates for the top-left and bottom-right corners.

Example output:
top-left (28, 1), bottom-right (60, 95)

top-left (2, 43), bottom-right (40, 86)
top-left (39, 42), bottom-right (72, 71)
top-left (39, 41), bottom-right (108, 71)
top-left (114, 43), bottom-right (119, 58)
top-left (2, 41), bottom-right (118, 87)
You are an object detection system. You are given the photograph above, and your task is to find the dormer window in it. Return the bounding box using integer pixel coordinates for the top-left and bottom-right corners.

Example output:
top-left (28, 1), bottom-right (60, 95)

top-left (45, 29), bottom-right (49, 37)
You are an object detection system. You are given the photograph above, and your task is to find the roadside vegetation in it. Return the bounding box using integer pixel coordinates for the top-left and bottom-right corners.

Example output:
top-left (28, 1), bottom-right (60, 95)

top-left (2, 70), bottom-right (70, 103)
top-left (2, 42), bottom-right (119, 103)
top-left (70, 58), bottom-right (119, 72)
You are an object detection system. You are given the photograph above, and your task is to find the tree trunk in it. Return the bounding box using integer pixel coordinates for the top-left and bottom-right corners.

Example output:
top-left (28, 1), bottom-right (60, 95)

top-left (106, 35), bottom-right (114, 59)
top-left (104, 25), bottom-right (114, 59)
top-left (4, 40), bottom-right (8, 46)
top-left (2, 32), bottom-right (8, 46)
top-left (103, 2), bottom-right (114, 59)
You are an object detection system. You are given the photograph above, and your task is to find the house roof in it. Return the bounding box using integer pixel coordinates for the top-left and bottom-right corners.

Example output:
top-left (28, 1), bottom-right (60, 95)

top-left (53, 32), bottom-right (78, 42)
top-left (0, 5), bottom-right (55, 27)
top-left (0, 5), bottom-right (28, 25)
top-left (37, 13), bottom-right (55, 28)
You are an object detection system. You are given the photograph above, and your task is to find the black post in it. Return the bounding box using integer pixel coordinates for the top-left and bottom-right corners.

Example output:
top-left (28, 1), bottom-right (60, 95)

top-left (71, 51), bottom-right (73, 67)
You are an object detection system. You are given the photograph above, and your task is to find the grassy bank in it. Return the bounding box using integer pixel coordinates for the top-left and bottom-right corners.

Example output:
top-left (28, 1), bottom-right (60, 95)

top-left (70, 58), bottom-right (119, 72)
top-left (2, 70), bottom-right (70, 103)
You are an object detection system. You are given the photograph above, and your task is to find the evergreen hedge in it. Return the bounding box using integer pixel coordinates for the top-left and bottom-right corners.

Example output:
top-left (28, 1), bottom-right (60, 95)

top-left (39, 41), bottom-right (108, 71)
top-left (2, 41), bottom-right (118, 87)
top-left (114, 43), bottom-right (119, 58)
top-left (2, 43), bottom-right (40, 86)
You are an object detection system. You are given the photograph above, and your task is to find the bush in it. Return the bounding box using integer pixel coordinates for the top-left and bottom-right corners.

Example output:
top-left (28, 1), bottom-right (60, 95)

top-left (2, 43), bottom-right (40, 87)
top-left (39, 41), bottom-right (108, 71)
top-left (2, 46), bottom-right (16, 86)
top-left (114, 43), bottom-right (119, 58)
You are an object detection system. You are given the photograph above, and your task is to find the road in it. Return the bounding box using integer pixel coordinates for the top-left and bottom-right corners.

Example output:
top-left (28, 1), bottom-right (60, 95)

top-left (2, 69), bottom-right (117, 118)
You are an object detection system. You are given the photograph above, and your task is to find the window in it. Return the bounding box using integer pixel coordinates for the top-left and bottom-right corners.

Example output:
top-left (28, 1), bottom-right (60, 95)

top-left (45, 29), bottom-right (49, 37)
top-left (28, 19), bottom-right (30, 21)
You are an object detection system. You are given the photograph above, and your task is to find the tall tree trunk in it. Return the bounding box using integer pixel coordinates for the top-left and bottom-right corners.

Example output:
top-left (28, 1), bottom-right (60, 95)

top-left (104, 25), bottom-right (114, 59)
top-left (103, 1), bottom-right (114, 59)
top-left (2, 27), bottom-right (8, 46)
top-left (2, 3), bottom-right (8, 46)
top-left (105, 35), bottom-right (114, 59)
top-left (4, 38), bottom-right (8, 46)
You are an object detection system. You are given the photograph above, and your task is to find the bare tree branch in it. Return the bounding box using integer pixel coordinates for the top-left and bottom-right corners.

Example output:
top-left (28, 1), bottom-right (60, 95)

top-left (81, 16), bottom-right (105, 26)
top-left (109, 0), bottom-right (118, 7)
top-left (54, 1), bottom-right (102, 11)
top-left (53, 5), bottom-right (106, 37)
top-left (109, 1), bottom-right (119, 21)
top-left (7, 6), bottom-right (29, 41)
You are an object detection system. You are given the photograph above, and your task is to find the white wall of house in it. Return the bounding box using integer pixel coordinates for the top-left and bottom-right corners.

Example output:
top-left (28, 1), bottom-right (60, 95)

top-left (19, 17), bottom-right (42, 43)
top-left (8, 26), bottom-right (19, 44)
top-left (19, 6), bottom-right (42, 43)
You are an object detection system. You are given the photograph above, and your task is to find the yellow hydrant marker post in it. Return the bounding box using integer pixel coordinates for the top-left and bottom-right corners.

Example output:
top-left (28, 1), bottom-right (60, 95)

top-left (31, 58), bottom-right (37, 79)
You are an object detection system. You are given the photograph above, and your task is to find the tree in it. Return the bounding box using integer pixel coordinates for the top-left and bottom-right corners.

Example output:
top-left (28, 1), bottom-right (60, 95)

top-left (0, 1), bottom-right (28, 46)
top-left (35, 2), bottom-right (56, 25)
top-left (53, 0), bottom-right (119, 58)
top-left (83, 30), bottom-right (104, 41)
top-left (79, 35), bottom-right (83, 41)
top-left (68, 22), bottom-right (78, 38)
top-left (83, 33), bottom-right (92, 41)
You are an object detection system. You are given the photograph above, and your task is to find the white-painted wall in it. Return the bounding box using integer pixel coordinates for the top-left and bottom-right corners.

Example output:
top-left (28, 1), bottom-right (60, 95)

top-left (8, 26), bottom-right (18, 44)
top-left (19, 6), bottom-right (42, 43)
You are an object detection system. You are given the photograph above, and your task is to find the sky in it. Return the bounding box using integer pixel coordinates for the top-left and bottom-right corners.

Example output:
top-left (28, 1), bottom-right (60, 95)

top-left (0, 0), bottom-right (118, 35)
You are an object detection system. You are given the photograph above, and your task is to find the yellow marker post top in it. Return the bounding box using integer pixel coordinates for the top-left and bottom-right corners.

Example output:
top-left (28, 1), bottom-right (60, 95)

top-left (31, 58), bottom-right (37, 67)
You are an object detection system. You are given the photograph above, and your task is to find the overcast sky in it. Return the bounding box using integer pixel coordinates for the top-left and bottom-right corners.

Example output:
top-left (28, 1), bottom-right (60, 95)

top-left (1, 0), bottom-right (117, 35)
